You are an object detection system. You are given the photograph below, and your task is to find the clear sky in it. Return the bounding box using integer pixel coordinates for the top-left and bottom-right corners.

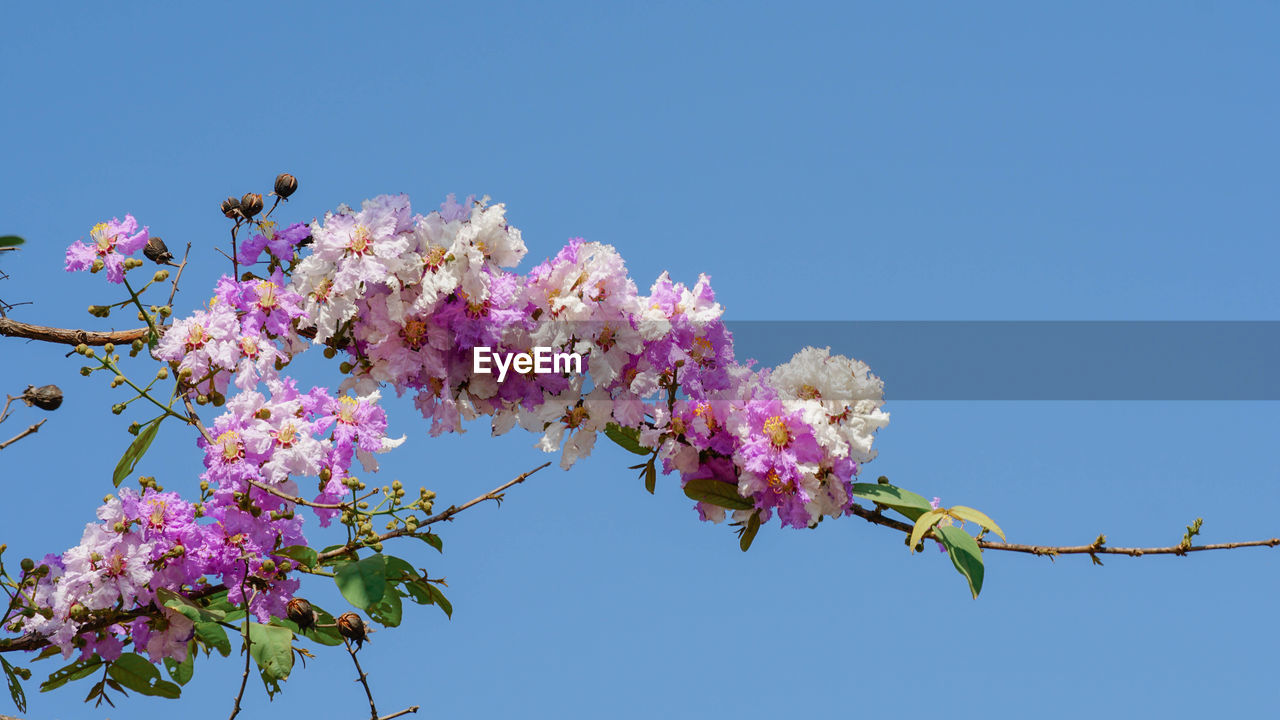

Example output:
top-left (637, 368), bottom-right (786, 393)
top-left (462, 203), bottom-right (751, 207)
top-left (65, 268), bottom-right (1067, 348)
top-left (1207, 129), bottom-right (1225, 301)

top-left (2, 2), bottom-right (1278, 718)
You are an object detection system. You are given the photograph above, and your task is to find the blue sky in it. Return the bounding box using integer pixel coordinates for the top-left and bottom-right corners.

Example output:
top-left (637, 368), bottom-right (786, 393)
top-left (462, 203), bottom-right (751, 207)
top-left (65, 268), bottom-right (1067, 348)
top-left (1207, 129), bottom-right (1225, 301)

top-left (2, 2), bottom-right (1278, 718)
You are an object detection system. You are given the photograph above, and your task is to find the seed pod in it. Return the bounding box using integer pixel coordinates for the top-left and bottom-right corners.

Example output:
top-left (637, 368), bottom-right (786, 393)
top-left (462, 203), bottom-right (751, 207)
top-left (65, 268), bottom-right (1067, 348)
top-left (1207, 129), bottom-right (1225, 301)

top-left (286, 598), bottom-right (316, 631)
top-left (143, 236), bottom-right (174, 264)
top-left (22, 384), bottom-right (63, 411)
top-left (337, 612), bottom-right (369, 649)
top-left (221, 196), bottom-right (241, 218)
top-left (274, 173), bottom-right (298, 199)
top-left (240, 193), bottom-right (264, 218)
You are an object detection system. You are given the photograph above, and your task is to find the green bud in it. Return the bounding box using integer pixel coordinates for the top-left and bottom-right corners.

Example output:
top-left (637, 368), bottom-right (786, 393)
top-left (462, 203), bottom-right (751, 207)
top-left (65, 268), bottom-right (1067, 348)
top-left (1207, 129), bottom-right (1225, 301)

top-left (196, 394), bottom-right (209, 405)
top-left (19, 557), bottom-right (35, 573)
top-left (323, 347), bottom-right (337, 359)
top-left (111, 404), bottom-right (125, 415)
top-left (75, 343), bottom-right (89, 355)
top-left (339, 361), bottom-right (354, 374)
top-left (153, 270), bottom-right (170, 282)
top-left (260, 559), bottom-right (276, 573)
top-left (131, 339), bottom-right (144, 352)
top-left (103, 343), bottom-right (114, 354)
top-left (110, 376), bottom-right (124, 388)
top-left (80, 367), bottom-right (93, 376)
top-left (156, 367), bottom-right (169, 380)
top-left (90, 259), bottom-right (104, 273)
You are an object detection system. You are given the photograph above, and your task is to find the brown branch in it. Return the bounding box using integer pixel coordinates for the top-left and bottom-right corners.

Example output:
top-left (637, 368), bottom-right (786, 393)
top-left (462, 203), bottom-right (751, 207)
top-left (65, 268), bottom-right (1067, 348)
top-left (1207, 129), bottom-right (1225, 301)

top-left (845, 502), bottom-right (1280, 559)
top-left (378, 707), bottom-right (421, 720)
top-left (0, 419), bottom-right (46, 451)
top-left (244, 477), bottom-right (345, 510)
top-left (228, 563), bottom-right (253, 720)
top-left (166, 242), bottom-right (192, 309)
top-left (0, 317), bottom-right (149, 347)
top-left (344, 637), bottom-right (379, 720)
top-left (316, 462), bottom-right (551, 564)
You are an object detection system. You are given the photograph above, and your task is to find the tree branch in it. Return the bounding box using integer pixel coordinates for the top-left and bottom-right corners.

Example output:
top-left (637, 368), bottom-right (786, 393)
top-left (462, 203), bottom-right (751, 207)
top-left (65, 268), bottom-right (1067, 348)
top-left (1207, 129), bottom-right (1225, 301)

top-left (315, 462), bottom-right (551, 564)
top-left (0, 317), bottom-right (149, 347)
top-left (344, 637), bottom-right (378, 720)
top-left (844, 502), bottom-right (1280, 559)
top-left (0, 419), bottom-right (46, 451)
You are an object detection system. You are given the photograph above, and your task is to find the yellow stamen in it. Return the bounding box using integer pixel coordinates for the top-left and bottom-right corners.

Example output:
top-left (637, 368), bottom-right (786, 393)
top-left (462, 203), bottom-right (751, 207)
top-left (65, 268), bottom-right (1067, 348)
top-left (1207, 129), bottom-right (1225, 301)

top-left (763, 416), bottom-right (790, 449)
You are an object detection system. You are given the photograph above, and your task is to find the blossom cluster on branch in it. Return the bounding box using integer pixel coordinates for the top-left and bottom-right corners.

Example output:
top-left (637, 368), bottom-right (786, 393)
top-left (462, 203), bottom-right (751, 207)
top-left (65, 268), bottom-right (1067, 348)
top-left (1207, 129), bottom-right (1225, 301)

top-left (2, 185), bottom-right (887, 713)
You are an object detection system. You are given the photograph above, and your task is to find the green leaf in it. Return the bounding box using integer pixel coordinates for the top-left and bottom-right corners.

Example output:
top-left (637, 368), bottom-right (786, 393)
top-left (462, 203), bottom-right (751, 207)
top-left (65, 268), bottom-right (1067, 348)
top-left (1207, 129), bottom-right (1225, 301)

top-left (948, 506), bottom-right (1006, 541)
top-left (157, 587), bottom-right (225, 623)
top-left (739, 510), bottom-right (762, 552)
top-left (334, 554), bottom-right (387, 609)
top-left (683, 478), bottom-right (753, 511)
top-left (604, 422), bottom-right (650, 455)
top-left (246, 622), bottom-right (294, 684)
top-left (643, 457), bottom-right (657, 495)
top-left (936, 525), bottom-right (985, 599)
top-left (40, 656), bottom-right (103, 693)
top-left (419, 532), bottom-right (443, 553)
top-left (426, 583), bottom-right (453, 619)
top-left (2, 656), bottom-right (27, 713)
top-left (850, 483), bottom-right (934, 521)
top-left (112, 419), bottom-right (161, 487)
top-left (382, 554), bottom-right (419, 582)
top-left (162, 645), bottom-right (195, 686)
top-left (909, 509), bottom-right (947, 552)
top-left (107, 653), bottom-right (181, 698)
top-left (194, 621), bottom-right (231, 657)
top-left (0, 236), bottom-right (24, 248)
top-left (369, 587), bottom-right (404, 628)
top-left (275, 545), bottom-right (319, 571)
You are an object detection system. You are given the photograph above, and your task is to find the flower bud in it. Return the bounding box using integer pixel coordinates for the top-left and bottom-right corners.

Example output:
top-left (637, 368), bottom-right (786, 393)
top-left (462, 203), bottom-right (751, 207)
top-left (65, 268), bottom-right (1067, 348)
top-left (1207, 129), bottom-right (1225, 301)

top-left (221, 196), bottom-right (242, 218)
top-left (260, 558), bottom-right (276, 574)
top-left (153, 269), bottom-right (170, 282)
top-left (143, 236), bottom-right (174, 264)
top-left (19, 557), bottom-right (34, 573)
top-left (90, 258), bottom-right (104, 273)
top-left (337, 612), bottom-right (369, 649)
top-left (286, 598), bottom-right (316, 631)
top-left (156, 367), bottom-right (169, 380)
top-left (22, 384), bottom-right (63, 411)
top-left (240, 193), bottom-right (264, 218)
top-left (131, 339), bottom-right (144, 352)
top-left (103, 343), bottom-right (114, 354)
top-left (274, 173), bottom-right (298, 199)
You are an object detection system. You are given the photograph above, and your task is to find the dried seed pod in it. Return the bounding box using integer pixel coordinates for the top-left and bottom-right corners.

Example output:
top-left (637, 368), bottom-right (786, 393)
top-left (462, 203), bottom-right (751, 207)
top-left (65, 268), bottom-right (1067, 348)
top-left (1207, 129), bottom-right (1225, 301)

top-left (221, 196), bottom-right (242, 218)
top-left (274, 172), bottom-right (298, 199)
top-left (240, 193), bottom-right (264, 218)
top-left (286, 597), bottom-right (316, 631)
top-left (337, 612), bottom-right (369, 649)
top-left (143, 235), bottom-right (174, 264)
top-left (22, 384), bottom-right (63, 411)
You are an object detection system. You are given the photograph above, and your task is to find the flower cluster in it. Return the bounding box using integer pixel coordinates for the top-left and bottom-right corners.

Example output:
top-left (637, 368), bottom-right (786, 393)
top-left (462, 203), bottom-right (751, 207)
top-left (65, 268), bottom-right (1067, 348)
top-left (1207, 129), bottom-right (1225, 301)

top-left (20, 192), bottom-right (888, 669)
top-left (292, 194), bottom-right (889, 528)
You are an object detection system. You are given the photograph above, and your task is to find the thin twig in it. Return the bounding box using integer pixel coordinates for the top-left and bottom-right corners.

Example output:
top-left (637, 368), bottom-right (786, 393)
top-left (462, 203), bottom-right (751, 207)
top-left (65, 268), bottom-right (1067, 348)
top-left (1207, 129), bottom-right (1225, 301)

top-left (0, 419), bottom-right (46, 450)
top-left (844, 502), bottom-right (1280, 559)
top-left (315, 462), bottom-right (551, 563)
top-left (166, 242), bottom-right (193, 309)
top-left (244, 477), bottom-right (346, 510)
top-left (378, 707), bottom-right (421, 720)
top-left (228, 562), bottom-right (253, 720)
top-left (344, 636), bottom-right (379, 720)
